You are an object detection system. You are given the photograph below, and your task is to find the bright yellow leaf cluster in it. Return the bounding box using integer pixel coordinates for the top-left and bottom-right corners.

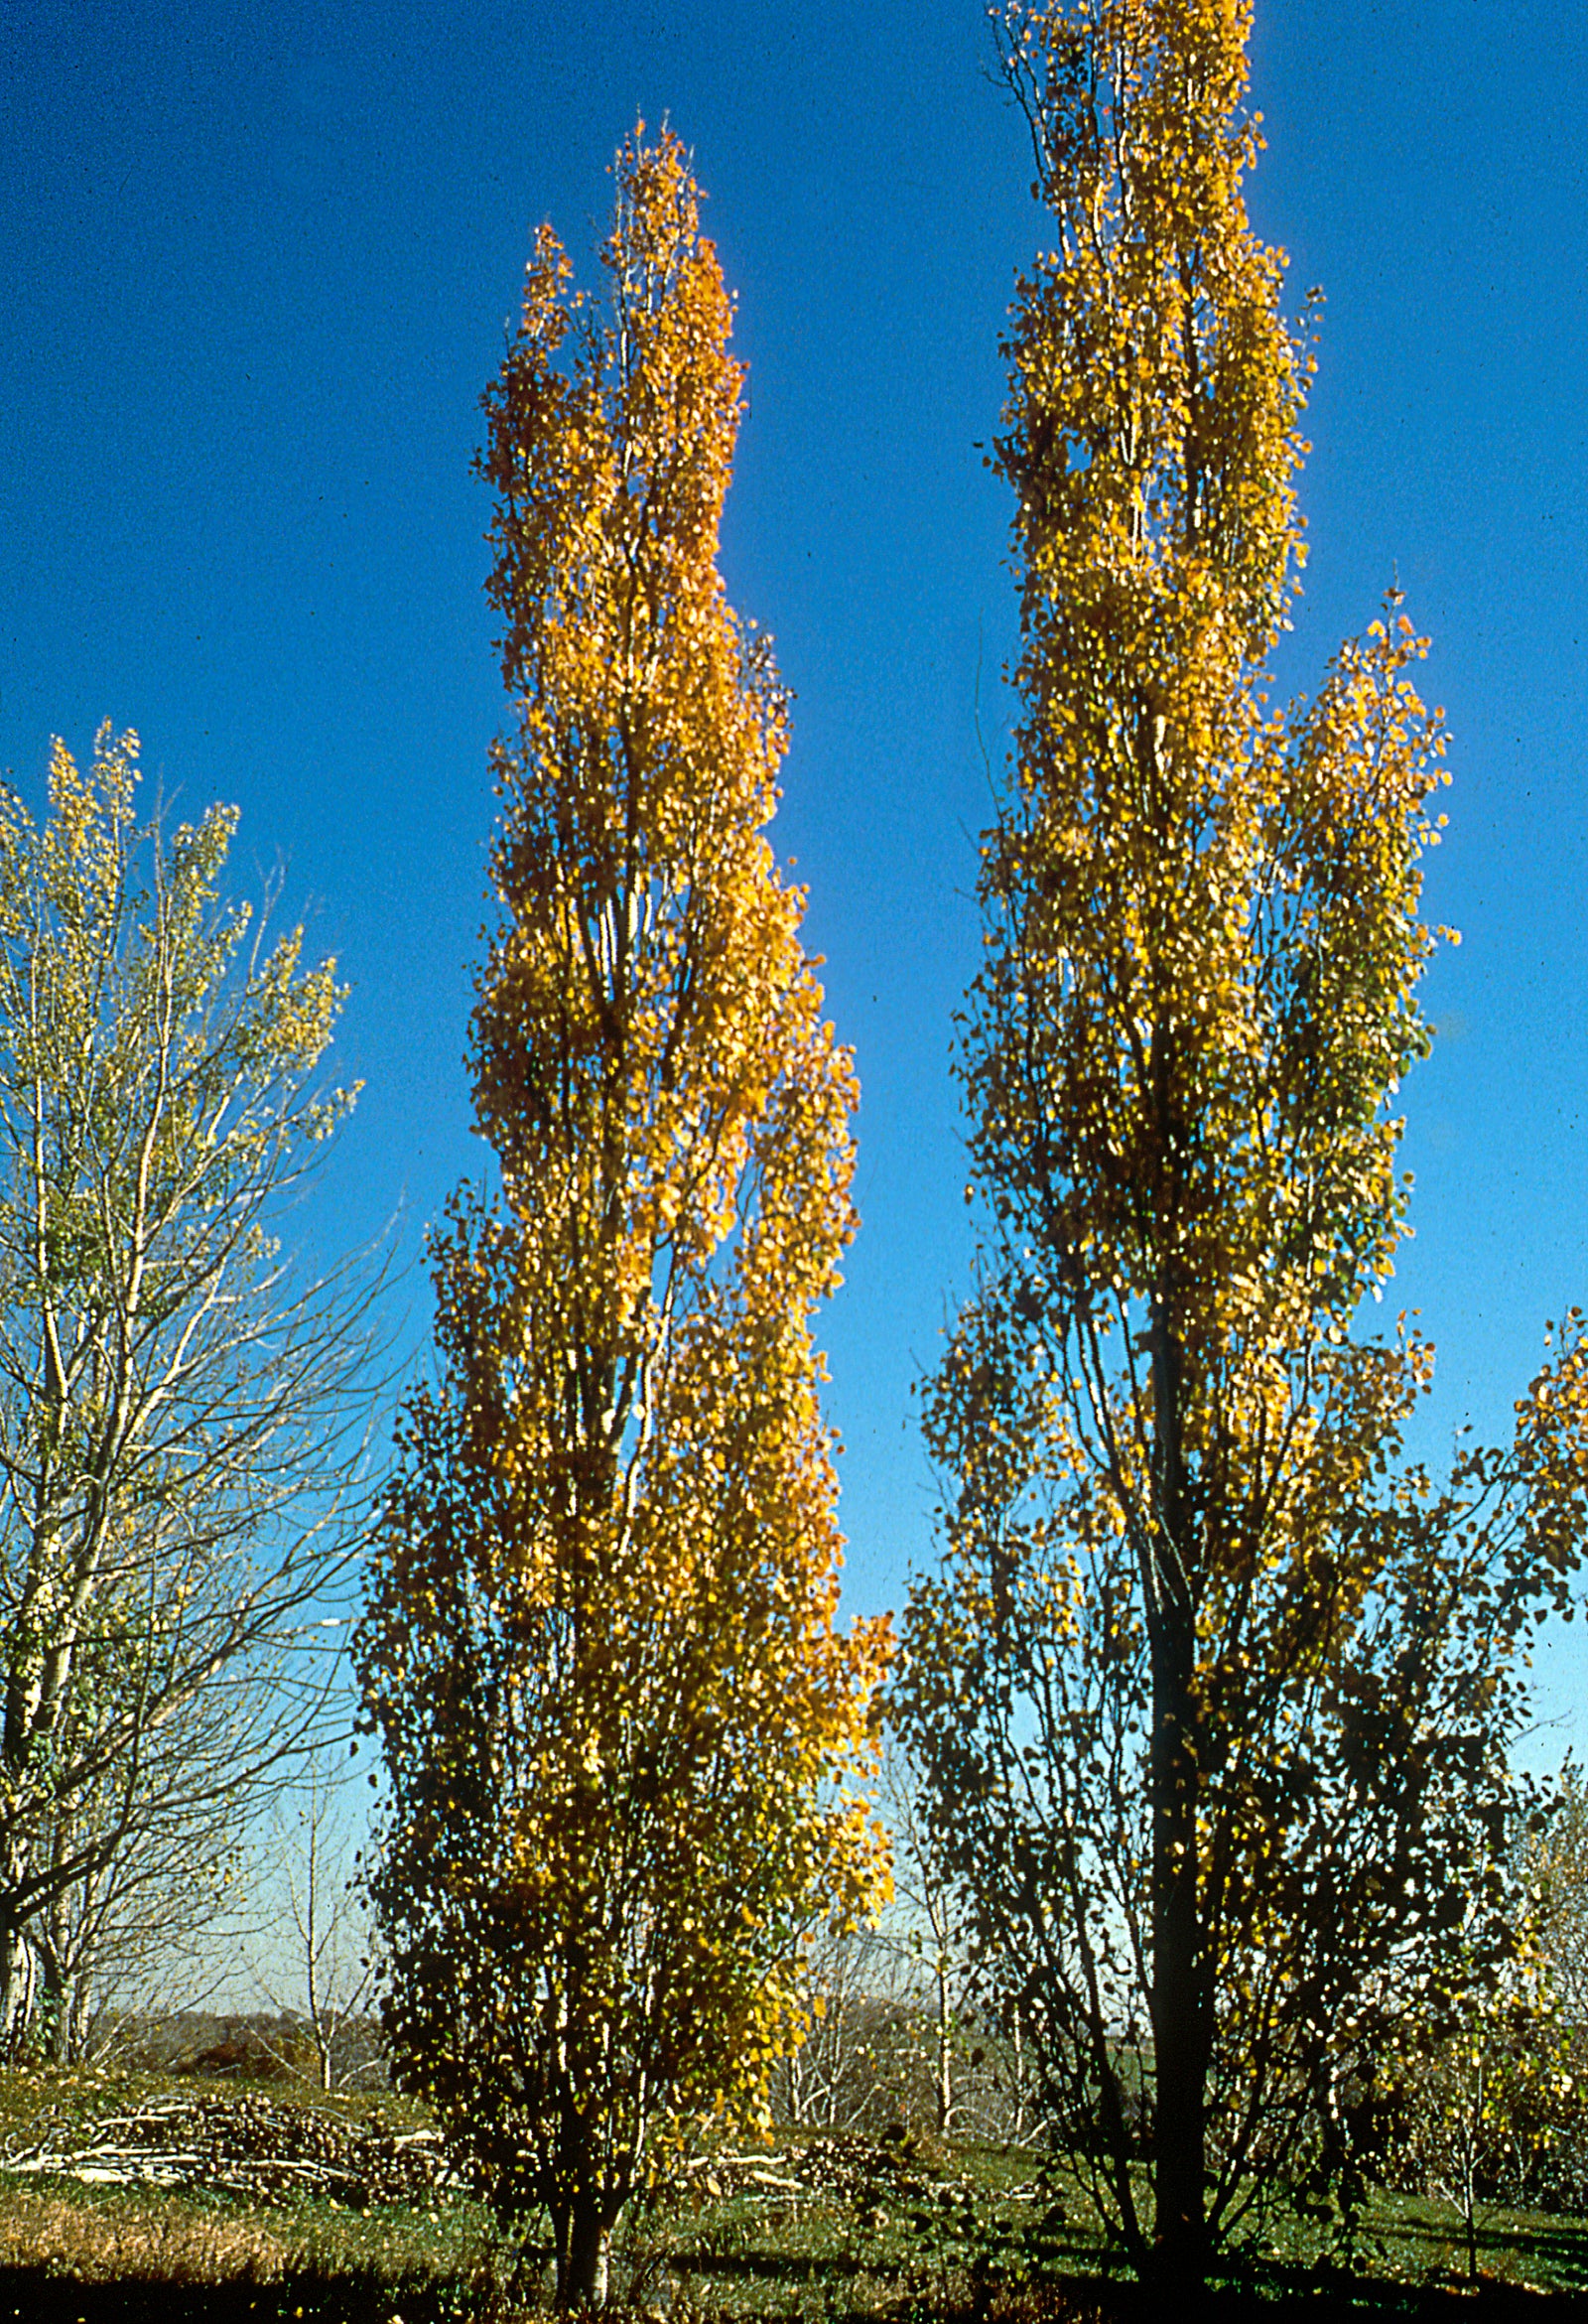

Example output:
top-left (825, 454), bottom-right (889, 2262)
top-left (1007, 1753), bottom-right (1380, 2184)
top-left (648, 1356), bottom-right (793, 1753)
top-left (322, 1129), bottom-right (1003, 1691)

top-left (357, 132), bottom-right (889, 2306)
top-left (894, 0), bottom-right (1572, 2282)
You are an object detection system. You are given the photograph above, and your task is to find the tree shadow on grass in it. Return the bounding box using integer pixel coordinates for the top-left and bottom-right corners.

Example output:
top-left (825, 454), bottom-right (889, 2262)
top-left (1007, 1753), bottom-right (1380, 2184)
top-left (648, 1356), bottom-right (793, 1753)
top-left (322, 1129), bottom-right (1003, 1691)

top-left (945, 2270), bottom-right (1588, 2323)
top-left (1380, 2203), bottom-right (1588, 2290)
top-left (0, 2264), bottom-right (465, 2322)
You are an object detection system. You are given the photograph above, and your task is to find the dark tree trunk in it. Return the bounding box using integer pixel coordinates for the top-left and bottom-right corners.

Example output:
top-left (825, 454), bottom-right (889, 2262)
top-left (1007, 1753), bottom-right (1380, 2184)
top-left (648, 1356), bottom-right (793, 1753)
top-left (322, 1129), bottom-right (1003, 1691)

top-left (1149, 1611), bottom-right (1208, 2278)
top-left (554, 2193), bottom-right (612, 2308)
top-left (38, 1947), bottom-right (68, 2063)
top-left (1146, 1308), bottom-right (1210, 2284)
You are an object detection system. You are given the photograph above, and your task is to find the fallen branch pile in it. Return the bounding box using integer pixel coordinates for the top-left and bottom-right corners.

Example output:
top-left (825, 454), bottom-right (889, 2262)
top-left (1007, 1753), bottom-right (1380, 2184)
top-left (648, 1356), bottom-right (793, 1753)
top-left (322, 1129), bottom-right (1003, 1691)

top-left (0, 2090), bottom-right (450, 2207)
top-left (673, 2131), bottom-right (976, 2215)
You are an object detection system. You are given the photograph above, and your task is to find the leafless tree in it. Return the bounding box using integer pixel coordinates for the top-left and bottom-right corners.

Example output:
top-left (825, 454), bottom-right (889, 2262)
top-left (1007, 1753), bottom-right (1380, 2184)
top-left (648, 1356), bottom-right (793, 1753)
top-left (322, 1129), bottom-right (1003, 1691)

top-left (251, 1754), bottom-right (380, 2091)
top-left (780, 1925), bottom-right (899, 2130)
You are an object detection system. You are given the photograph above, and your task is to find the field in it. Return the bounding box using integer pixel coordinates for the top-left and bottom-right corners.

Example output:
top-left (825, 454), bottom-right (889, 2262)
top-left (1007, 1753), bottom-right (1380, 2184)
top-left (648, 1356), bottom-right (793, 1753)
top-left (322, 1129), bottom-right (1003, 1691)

top-left (0, 2069), bottom-right (1586, 2321)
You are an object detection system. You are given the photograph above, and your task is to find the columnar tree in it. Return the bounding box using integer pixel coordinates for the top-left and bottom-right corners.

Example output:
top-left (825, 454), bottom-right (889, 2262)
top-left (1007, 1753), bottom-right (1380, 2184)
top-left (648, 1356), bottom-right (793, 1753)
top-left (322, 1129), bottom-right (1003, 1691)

top-left (894, 0), bottom-right (1587, 2281)
top-left (357, 132), bottom-right (889, 2308)
top-left (0, 725), bottom-right (372, 2049)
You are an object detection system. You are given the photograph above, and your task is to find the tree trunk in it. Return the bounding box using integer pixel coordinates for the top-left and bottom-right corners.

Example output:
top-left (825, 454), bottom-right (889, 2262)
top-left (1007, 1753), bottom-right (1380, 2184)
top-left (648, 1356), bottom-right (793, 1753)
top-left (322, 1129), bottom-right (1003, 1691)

top-left (66, 1972), bottom-right (93, 2065)
top-left (1147, 1309), bottom-right (1209, 2284)
top-left (38, 1946), bottom-right (68, 2063)
top-left (555, 2194), bottom-right (612, 2309)
top-left (1150, 1614), bottom-right (1207, 2278)
top-left (0, 1907), bottom-right (34, 2055)
top-left (1462, 2051), bottom-right (1482, 2284)
top-left (936, 1958), bottom-right (953, 2136)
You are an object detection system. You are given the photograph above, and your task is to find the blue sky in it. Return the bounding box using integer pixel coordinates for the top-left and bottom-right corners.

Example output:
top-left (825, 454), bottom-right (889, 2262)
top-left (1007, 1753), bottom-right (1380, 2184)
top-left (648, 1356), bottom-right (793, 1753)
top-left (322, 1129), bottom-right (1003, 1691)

top-left (3, 1), bottom-right (1586, 1727)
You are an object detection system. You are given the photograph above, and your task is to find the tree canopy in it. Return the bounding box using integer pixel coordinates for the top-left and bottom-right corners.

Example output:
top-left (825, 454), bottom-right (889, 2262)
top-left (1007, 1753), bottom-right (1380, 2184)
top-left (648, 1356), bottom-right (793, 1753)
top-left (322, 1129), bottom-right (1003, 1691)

top-left (0, 723), bottom-right (373, 2055)
top-left (357, 131), bottom-right (890, 2309)
top-left (892, 0), bottom-right (1588, 2282)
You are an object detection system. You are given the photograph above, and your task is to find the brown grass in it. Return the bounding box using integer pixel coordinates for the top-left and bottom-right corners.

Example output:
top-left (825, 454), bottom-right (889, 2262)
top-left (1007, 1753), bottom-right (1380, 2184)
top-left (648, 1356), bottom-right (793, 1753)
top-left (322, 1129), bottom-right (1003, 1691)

top-left (0, 2185), bottom-right (302, 2283)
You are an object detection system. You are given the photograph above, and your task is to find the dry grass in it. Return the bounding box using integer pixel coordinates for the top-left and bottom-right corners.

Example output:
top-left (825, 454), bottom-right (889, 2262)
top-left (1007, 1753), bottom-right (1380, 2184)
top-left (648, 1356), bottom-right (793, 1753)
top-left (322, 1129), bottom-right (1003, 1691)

top-left (0, 2178), bottom-right (504, 2308)
top-left (0, 2184), bottom-right (302, 2282)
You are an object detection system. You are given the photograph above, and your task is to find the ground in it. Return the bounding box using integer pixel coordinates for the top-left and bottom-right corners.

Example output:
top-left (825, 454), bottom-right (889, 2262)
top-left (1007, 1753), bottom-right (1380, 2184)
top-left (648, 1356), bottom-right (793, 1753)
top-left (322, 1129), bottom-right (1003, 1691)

top-left (0, 2071), bottom-right (1585, 2318)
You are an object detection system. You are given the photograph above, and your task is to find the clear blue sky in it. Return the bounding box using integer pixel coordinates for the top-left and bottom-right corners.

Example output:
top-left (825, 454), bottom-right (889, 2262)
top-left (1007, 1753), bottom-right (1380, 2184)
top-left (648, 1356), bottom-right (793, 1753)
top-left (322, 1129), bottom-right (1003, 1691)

top-left (3, 3), bottom-right (1585, 1726)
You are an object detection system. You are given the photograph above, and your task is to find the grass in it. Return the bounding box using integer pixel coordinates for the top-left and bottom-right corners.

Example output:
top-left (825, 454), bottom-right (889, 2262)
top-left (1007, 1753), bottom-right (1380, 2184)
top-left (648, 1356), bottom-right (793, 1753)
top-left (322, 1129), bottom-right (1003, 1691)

top-left (639, 2146), bottom-right (1588, 2315)
top-left (0, 2065), bottom-right (504, 2321)
top-left (0, 2077), bottom-right (1585, 2318)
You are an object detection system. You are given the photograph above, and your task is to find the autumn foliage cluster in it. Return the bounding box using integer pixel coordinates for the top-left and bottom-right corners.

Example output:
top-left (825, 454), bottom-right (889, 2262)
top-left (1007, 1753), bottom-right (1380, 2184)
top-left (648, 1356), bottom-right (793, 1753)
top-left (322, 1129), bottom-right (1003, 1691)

top-left (890, 0), bottom-right (1588, 2280)
top-left (354, 136), bottom-right (889, 2307)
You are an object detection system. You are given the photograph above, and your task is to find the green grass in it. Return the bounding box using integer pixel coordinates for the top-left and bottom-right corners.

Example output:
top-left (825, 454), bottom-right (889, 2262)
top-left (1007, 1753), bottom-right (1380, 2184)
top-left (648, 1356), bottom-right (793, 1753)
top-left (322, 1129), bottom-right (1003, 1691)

top-left (0, 2077), bottom-right (1585, 2317)
top-left (1245, 2184), bottom-right (1588, 2300)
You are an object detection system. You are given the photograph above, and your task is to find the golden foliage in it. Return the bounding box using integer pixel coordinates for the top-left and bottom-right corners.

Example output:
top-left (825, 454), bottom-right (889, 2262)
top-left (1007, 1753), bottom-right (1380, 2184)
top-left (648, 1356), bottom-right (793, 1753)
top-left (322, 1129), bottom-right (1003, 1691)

top-left (896, 0), bottom-right (1584, 2281)
top-left (984, 0), bottom-right (1449, 1391)
top-left (357, 131), bottom-right (889, 2303)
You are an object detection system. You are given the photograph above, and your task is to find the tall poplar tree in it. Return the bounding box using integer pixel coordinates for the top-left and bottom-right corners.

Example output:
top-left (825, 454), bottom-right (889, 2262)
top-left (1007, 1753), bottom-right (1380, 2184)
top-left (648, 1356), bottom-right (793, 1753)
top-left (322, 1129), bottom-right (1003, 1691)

top-left (357, 133), bottom-right (889, 2308)
top-left (895, 0), bottom-right (1588, 2281)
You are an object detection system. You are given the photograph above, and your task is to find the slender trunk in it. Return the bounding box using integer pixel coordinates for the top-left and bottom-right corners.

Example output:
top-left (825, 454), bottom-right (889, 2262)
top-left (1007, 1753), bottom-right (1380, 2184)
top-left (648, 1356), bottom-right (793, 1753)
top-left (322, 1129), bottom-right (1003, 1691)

top-left (1463, 2051), bottom-right (1482, 2284)
top-left (1150, 1610), bottom-right (1206, 2275)
top-left (1146, 1308), bottom-right (1209, 2284)
top-left (66, 1973), bottom-right (92, 2065)
top-left (39, 1951), bottom-right (67, 2063)
top-left (0, 1912), bottom-right (34, 2054)
top-left (936, 1957), bottom-right (953, 2136)
top-left (546, 2097), bottom-right (626, 2312)
top-left (555, 2194), bottom-right (613, 2309)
